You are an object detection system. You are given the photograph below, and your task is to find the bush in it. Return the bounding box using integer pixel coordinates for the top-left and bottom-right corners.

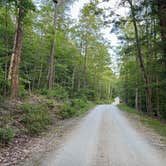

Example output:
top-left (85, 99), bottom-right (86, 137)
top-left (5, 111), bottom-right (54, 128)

top-left (37, 88), bottom-right (48, 95)
top-left (47, 85), bottom-right (68, 100)
top-left (21, 103), bottom-right (51, 135)
top-left (19, 85), bottom-right (29, 99)
top-left (0, 128), bottom-right (15, 144)
top-left (57, 102), bottom-right (76, 119)
top-left (46, 100), bottom-right (56, 109)
top-left (57, 98), bottom-right (91, 119)
top-left (71, 98), bottom-right (87, 110)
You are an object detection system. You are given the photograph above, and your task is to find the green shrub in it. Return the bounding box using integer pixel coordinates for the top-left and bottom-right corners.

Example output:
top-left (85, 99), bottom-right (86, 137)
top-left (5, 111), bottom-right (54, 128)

top-left (96, 99), bottom-right (113, 104)
top-left (21, 103), bottom-right (51, 135)
top-left (47, 85), bottom-right (68, 100)
top-left (57, 102), bottom-right (76, 119)
top-left (71, 98), bottom-right (87, 110)
top-left (57, 98), bottom-right (92, 119)
top-left (37, 88), bottom-right (48, 95)
top-left (46, 100), bottom-right (56, 109)
top-left (19, 85), bottom-right (29, 99)
top-left (0, 128), bottom-right (15, 144)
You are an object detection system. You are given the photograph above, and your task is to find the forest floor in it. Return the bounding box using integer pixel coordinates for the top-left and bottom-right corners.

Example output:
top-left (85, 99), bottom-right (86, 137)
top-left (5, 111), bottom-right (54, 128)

top-left (22, 105), bottom-right (166, 166)
top-left (0, 94), bottom-right (92, 166)
top-left (0, 98), bottom-right (89, 166)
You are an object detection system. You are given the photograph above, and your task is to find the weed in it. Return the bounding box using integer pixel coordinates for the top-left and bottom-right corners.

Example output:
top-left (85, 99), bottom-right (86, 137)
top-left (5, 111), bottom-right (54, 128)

top-left (0, 128), bottom-right (14, 144)
top-left (21, 103), bottom-right (51, 135)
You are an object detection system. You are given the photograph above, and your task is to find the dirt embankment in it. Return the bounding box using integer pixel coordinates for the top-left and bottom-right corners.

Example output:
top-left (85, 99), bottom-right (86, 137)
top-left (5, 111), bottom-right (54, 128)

top-left (0, 95), bottom-right (61, 166)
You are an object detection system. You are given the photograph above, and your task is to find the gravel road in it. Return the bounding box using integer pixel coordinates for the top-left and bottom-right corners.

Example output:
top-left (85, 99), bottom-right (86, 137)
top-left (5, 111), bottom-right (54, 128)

top-left (39, 105), bottom-right (166, 166)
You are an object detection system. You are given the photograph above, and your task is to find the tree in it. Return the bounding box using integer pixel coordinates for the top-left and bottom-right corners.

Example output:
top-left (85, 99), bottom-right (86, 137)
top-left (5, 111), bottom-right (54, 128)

top-left (8, 0), bottom-right (35, 99)
top-left (126, 0), bottom-right (152, 113)
top-left (115, 0), bottom-right (166, 118)
top-left (156, 0), bottom-right (166, 66)
top-left (48, 0), bottom-right (58, 89)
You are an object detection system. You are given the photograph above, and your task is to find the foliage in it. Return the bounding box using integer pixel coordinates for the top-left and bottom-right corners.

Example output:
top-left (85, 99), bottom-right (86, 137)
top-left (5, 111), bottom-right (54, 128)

top-left (113, 0), bottom-right (166, 118)
top-left (118, 103), bottom-right (139, 114)
top-left (0, 128), bottom-right (15, 144)
top-left (57, 98), bottom-right (93, 119)
top-left (45, 100), bottom-right (57, 109)
top-left (0, 0), bottom-right (115, 103)
top-left (21, 103), bottom-right (51, 135)
top-left (71, 98), bottom-right (88, 110)
top-left (57, 102), bottom-right (76, 119)
top-left (19, 85), bottom-right (29, 99)
top-left (0, 0), bottom-right (165, 135)
top-left (46, 85), bottom-right (69, 100)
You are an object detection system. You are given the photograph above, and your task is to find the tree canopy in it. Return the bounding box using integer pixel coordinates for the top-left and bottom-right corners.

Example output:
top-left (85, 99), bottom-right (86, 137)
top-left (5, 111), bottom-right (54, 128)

top-left (0, 0), bottom-right (165, 118)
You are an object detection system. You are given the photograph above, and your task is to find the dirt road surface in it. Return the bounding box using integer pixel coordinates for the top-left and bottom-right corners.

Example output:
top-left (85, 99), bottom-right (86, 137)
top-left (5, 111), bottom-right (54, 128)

top-left (38, 105), bottom-right (166, 166)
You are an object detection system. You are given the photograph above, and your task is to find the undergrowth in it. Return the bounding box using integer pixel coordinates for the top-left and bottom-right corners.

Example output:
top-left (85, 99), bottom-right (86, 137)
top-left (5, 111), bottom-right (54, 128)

top-left (0, 128), bottom-right (15, 144)
top-left (118, 104), bottom-right (166, 138)
top-left (20, 103), bottom-right (52, 135)
top-left (57, 98), bottom-right (94, 119)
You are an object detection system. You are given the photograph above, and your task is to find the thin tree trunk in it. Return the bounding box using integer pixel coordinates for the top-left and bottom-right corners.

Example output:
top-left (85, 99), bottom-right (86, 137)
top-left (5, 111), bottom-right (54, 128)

top-left (77, 74), bottom-right (81, 92)
top-left (83, 43), bottom-right (87, 89)
top-left (4, 4), bottom-right (9, 96)
top-left (48, 0), bottom-right (58, 89)
top-left (156, 76), bottom-right (160, 117)
top-left (128, 0), bottom-right (152, 114)
top-left (37, 63), bottom-right (43, 89)
top-left (135, 56), bottom-right (139, 111)
top-left (135, 87), bottom-right (138, 110)
top-left (8, 31), bottom-right (17, 80)
top-left (71, 67), bottom-right (75, 96)
top-left (9, 5), bottom-right (23, 99)
top-left (157, 0), bottom-right (166, 67)
top-left (153, 19), bottom-right (160, 117)
top-left (110, 87), bottom-right (113, 100)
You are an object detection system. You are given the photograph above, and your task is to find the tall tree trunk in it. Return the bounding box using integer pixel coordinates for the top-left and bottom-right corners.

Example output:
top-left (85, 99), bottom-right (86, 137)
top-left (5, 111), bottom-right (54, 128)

top-left (83, 42), bottom-right (87, 89)
top-left (135, 57), bottom-right (139, 111)
top-left (71, 67), bottom-right (75, 96)
top-left (135, 87), bottom-right (138, 110)
top-left (48, 0), bottom-right (58, 89)
top-left (77, 77), bottom-right (81, 92)
top-left (128, 0), bottom-right (152, 114)
top-left (4, 4), bottom-right (9, 96)
top-left (156, 76), bottom-right (160, 117)
top-left (153, 19), bottom-right (160, 117)
top-left (157, 0), bottom-right (166, 66)
top-left (8, 30), bottom-right (17, 80)
top-left (37, 63), bottom-right (43, 89)
top-left (9, 4), bottom-right (23, 99)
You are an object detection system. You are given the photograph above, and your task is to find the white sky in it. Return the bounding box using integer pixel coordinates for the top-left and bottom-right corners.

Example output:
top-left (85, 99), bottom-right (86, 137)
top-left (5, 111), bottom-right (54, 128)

top-left (69, 0), bottom-right (128, 45)
top-left (69, 0), bottom-right (129, 74)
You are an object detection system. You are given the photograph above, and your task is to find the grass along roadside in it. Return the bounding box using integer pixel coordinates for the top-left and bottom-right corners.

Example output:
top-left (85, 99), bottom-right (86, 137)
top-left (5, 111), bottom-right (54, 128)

top-left (118, 104), bottom-right (166, 138)
top-left (57, 99), bottom-right (95, 119)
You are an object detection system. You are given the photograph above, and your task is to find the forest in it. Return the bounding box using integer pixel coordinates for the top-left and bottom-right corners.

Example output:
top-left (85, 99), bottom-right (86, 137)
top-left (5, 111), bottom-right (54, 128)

top-left (0, 0), bottom-right (117, 102)
top-left (0, 0), bottom-right (166, 155)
